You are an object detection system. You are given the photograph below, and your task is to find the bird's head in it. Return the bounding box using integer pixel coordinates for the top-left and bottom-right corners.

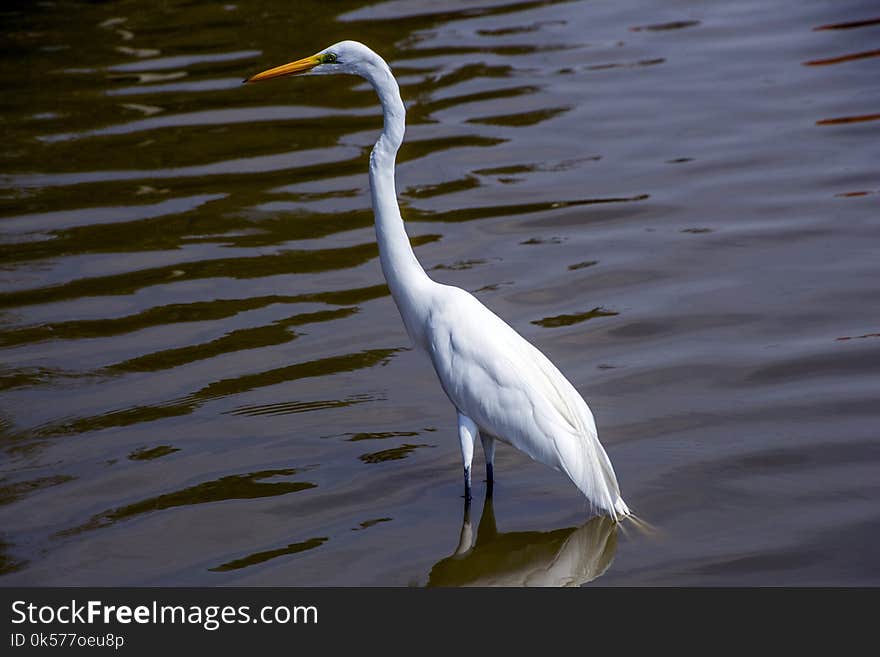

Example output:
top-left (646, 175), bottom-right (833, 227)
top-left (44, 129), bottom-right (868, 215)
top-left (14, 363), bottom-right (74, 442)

top-left (245, 40), bottom-right (379, 83)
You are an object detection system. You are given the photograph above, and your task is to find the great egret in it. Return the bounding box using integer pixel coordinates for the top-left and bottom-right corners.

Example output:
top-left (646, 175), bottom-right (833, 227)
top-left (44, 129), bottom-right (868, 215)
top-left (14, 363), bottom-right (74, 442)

top-left (246, 41), bottom-right (630, 521)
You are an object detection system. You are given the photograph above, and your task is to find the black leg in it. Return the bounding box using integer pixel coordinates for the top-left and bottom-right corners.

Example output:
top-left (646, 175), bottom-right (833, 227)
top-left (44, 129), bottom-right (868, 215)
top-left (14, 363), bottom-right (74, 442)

top-left (486, 462), bottom-right (494, 497)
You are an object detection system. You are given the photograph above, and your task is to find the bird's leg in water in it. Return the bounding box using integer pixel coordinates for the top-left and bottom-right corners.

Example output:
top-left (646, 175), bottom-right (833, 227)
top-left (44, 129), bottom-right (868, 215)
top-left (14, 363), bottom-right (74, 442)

top-left (481, 433), bottom-right (496, 496)
top-left (457, 412), bottom-right (478, 503)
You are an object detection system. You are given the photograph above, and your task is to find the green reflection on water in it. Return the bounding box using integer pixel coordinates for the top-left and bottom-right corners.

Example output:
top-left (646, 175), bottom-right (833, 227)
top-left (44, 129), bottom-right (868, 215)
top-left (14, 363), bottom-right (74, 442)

top-left (63, 467), bottom-right (316, 535)
top-left (466, 106), bottom-right (570, 127)
top-left (0, 474), bottom-right (74, 506)
top-left (352, 517), bottom-right (391, 531)
top-left (228, 393), bottom-right (379, 418)
top-left (209, 536), bottom-right (327, 572)
top-left (532, 306), bottom-right (618, 328)
top-left (359, 443), bottom-right (432, 464)
top-left (344, 430), bottom-right (418, 442)
top-left (428, 497), bottom-right (617, 587)
top-left (0, 285), bottom-right (388, 349)
top-left (127, 445), bottom-right (180, 461)
top-left (0, 539), bottom-right (27, 576)
top-left (24, 348), bottom-right (402, 441)
top-left (0, 240), bottom-right (383, 310)
top-left (108, 307), bottom-right (358, 373)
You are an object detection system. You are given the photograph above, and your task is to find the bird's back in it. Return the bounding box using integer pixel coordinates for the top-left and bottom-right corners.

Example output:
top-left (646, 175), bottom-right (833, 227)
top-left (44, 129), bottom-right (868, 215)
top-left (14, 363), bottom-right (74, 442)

top-left (421, 283), bottom-right (627, 518)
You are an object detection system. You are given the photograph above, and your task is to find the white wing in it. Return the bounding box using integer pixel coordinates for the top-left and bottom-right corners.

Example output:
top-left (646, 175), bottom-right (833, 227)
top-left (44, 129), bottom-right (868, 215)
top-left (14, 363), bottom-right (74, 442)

top-left (423, 285), bottom-right (627, 517)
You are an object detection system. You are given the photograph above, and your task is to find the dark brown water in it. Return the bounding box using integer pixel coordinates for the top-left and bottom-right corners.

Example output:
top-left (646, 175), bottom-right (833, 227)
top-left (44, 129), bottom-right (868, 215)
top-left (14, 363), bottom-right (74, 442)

top-left (1, 0), bottom-right (878, 586)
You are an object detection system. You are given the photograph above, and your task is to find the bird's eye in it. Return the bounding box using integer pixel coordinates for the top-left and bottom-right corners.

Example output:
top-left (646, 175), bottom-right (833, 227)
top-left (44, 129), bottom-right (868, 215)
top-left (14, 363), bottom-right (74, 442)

top-left (322, 52), bottom-right (337, 64)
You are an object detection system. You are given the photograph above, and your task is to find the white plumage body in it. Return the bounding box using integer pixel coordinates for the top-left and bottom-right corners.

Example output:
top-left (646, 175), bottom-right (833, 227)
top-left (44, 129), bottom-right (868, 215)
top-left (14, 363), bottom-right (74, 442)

top-left (415, 283), bottom-right (628, 519)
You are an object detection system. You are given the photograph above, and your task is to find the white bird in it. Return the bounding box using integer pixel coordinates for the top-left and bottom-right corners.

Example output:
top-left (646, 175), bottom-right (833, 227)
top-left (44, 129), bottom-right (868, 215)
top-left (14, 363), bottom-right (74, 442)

top-left (246, 41), bottom-right (630, 521)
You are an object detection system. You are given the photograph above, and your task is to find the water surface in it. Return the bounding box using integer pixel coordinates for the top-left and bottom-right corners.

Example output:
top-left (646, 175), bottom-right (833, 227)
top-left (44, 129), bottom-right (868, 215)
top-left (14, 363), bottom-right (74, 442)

top-left (1, 0), bottom-right (878, 585)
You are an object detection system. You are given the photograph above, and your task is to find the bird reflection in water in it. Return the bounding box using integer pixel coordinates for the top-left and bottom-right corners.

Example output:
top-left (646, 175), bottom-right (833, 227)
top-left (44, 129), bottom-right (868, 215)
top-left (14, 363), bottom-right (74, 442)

top-left (427, 494), bottom-right (617, 587)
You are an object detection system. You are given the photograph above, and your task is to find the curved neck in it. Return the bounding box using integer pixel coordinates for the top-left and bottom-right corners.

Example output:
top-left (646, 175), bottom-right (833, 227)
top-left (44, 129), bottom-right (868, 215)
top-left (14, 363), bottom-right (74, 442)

top-left (363, 59), bottom-right (430, 303)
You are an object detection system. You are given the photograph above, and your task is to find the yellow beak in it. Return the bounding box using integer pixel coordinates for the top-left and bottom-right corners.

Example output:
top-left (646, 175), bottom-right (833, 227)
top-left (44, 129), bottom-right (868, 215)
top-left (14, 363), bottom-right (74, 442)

top-left (245, 54), bottom-right (321, 83)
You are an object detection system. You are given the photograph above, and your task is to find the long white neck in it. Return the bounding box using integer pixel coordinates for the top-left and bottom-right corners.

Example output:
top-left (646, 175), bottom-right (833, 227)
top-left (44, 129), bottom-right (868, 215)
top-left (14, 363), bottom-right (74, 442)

top-left (361, 55), bottom-right (433, 341)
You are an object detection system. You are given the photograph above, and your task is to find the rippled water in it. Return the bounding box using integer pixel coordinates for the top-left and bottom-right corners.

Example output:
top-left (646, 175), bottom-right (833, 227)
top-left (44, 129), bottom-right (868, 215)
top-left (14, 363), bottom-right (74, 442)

top-left (1, 0), bottom-right (878, 585)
